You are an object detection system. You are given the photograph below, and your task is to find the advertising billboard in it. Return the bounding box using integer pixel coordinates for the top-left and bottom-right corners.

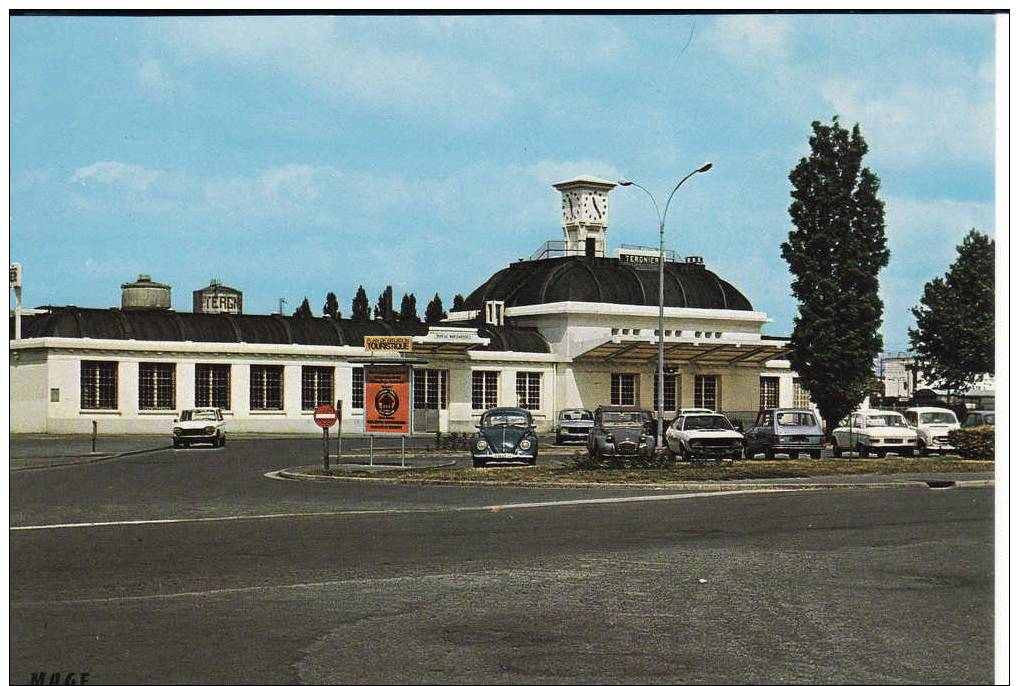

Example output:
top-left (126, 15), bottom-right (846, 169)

top-left (364, 364), bottom-right (411, 434)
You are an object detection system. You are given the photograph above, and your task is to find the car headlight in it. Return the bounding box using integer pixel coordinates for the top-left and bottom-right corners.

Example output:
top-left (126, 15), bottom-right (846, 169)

top-left (519, 439), bottom-right (532, 450)
top-left (173, 427), bottom-right (182, 435)
top-left (605, 434), bottom-right (614, 442)
top-left (475, 439), bottom-right (488, 451)
top-left (205, 426), bottom-right (216, 435)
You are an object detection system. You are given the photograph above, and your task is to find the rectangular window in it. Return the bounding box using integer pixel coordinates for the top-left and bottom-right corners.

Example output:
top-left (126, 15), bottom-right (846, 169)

top-left (80, 361), bottom-right (118, 410)
top-left (515, 372), bottom-right (542, 410)
top-left (792, 379), bottom-right (812, 409)
top-left (472, 370), bottom-right (499, 410)
top-left (652, 372), bottom-right (680, 412)
top-left (759, 376), bottom-right (780, 410)
top-left (610, 373), bottom-right (637, 406)
top-left (195, 364), bottom-right (231, 410)
top-left (351, 367), bottom-right (364, 409)
top-left (301, 366), bottom-right (334, 411)
top-left (250, 365), bottom-right (284, 410)
top-left (139, 362), bottom-right (176, 410)
top-left (414, 369), bottom-right (448, 410)
top-left (694, 375), bottom-right (720, 412)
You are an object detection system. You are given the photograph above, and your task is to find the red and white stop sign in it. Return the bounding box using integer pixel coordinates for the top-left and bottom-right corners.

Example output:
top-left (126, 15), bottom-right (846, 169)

top-left (313, 404), bottom-right (338, 429)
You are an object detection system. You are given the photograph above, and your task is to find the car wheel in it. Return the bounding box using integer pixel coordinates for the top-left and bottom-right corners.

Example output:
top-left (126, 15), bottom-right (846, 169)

top-left (764, 448), bottom-right (774, 460)
top-left (902, 448), bottom-right (915, 457)
top-left (172, 439), bottom-right (181, 449)
top-left (918, 441), bottom-right (928, 457)
top-left (832, 440), bottom-right (842, 459)
top-left (875, 449), bottom-right (886, 459)
top-left (810, 450), bottom-right (822, 460)
top-left (743, 445), bottom-right (755, 460)
top-left (555, 432), bottom-right (562, 445)
top-left (472, 458), bottom-right (487, 468)
top-left (859, 444), bottom-right (870, 459)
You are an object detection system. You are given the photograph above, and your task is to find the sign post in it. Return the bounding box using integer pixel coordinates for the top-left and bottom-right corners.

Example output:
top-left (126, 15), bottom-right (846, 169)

top-left (313, 403), bottom-right (338, 471)
top-left (335, 398), bottom-right (344, 461)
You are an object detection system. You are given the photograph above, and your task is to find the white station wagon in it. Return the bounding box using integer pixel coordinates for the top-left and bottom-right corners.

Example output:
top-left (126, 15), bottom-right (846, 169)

top-left (172, 407), bottom-right (227, 449)
top-left (831, 409), bottom-right (916, 458)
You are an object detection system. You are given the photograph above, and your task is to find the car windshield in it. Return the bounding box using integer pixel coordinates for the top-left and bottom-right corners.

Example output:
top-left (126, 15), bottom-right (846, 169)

top-left (601, 412), bottom-right (643, 425)
top-left (684, 415), bottom-right (733, 431)
top-left (919, 411), bottom-right (958, 425)
top-left (866, 414), bottom-right (907, 428)
top-left (181, 410), bottom-right (218, 421)
top-left (776, 412), bottom-right (817, 427)
top-left (560, 410), bottom-right (592, 421)
top-left (483, 413), bottom-right (529, 428)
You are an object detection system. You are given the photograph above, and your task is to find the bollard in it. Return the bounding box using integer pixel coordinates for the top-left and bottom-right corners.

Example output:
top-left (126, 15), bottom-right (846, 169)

top-left (91, 420), bottom-right (97, 453)
top-left (369, 434), bottom-right (374, 467)
top-left (401, 435), bottom-right (405, 468)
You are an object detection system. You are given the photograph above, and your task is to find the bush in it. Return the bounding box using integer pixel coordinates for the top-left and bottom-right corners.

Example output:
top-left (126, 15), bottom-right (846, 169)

top-left (948, 426), bottom-right (994, 460)
top-left (436, 432), bottom-right (473, 451)
top-left (570, 449), bottom-right (673, 470)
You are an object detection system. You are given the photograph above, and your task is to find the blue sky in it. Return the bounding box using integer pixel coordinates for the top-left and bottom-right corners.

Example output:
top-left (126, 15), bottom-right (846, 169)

top-left (9, 13), bottom-right (997, 349)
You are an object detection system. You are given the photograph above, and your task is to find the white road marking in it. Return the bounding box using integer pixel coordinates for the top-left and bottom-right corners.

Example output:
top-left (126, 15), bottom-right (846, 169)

top-left (10, 488), bottom-right (795, 532)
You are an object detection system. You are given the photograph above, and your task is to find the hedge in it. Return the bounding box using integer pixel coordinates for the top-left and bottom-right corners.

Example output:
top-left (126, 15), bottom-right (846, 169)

top-left (948, 426), bottom-right (995, 460)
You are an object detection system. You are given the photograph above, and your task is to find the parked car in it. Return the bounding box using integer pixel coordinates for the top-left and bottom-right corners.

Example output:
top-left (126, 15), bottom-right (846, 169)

top-left (471, 407), bottom-right (538, 468)
top-left (830, 409), bottom-right (916, 458)
top-left (903, 406), bottom-right (960, 456)
top-left (555, 408), bottom-right (595, 444)
top-left (588, 405), bottom-right (655, 461)
top-left (962, 410), bottom-right (995, 428)
top-left (172, 407), bottom-right (226, 448)
top-left (744, 407), bottom-right (825, 460)
top-left (665, 410), bottom-right (744, 460)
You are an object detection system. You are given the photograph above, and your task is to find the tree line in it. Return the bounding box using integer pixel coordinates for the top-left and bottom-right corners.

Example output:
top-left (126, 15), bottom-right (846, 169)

top-left (290, 287), bottom-right (467, 324)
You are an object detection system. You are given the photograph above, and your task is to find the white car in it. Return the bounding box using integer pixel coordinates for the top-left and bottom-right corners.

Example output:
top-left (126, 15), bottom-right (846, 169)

top-left (665, 410), bottom-right (745, 460)
top-left (172, 407), bottom-right (227, 449)
top-left (903, 407), bottom-right (960, 455)
top-left (831, 409), bottom-right (916, 458)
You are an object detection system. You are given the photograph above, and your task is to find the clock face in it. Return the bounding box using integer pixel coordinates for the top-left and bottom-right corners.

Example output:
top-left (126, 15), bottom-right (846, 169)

top-left (584, 192), bottom-right (607, 223)
top-left (561, 189), bottom-right (607, 224)
top-left (561, 191), bottom-right (581, 224)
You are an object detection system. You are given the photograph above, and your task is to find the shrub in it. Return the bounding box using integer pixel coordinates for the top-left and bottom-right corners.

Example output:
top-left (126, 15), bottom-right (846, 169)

top-left (948, 426), bottom-right (994, 460)
top-left (570, 449), bottom-right (673, 470)
top-left (437, 432), bottom-right (473, 451)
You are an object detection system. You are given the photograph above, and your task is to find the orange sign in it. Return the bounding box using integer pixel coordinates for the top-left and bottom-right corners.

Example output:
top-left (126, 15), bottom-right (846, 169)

top-left (364, 365), bottom-right (411, 434)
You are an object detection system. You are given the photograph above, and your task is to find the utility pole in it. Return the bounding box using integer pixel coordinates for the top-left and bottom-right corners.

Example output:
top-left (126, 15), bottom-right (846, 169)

top-left (278, 297), bottom-right (287, 315)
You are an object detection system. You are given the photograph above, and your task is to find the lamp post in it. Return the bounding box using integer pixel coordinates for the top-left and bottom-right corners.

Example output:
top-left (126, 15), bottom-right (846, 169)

top-left (619, 163), bottom-right (713, 450)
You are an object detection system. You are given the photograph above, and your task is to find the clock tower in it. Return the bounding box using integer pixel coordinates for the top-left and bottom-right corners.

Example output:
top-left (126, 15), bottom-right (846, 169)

top-left (553, 175), bottom-right (617, 257)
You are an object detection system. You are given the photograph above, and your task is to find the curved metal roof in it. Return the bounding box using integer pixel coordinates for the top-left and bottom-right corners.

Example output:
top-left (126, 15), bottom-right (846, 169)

top-left (13, 307), bottom-right (549, 354)
top-left (461, 256), bottom-right (753, 311)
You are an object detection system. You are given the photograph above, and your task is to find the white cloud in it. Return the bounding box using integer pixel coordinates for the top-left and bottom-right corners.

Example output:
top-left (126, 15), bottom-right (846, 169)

top-left (69, 161), bottom-right (160, 192)
top-left (704, 15), bottom-right (792, 64)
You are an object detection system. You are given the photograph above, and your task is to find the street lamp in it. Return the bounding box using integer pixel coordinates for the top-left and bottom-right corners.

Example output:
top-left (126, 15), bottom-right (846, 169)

top-left (619, 163), bottom-right (713, 450)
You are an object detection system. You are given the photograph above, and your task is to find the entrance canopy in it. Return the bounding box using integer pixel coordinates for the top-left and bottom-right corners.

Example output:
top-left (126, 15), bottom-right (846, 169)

top-left (575, 337), bottom-right (788, 366)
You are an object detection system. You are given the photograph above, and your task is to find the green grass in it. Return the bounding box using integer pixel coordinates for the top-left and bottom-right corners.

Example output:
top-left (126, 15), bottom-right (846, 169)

top-left (332, 457), bottom-right (993, 484)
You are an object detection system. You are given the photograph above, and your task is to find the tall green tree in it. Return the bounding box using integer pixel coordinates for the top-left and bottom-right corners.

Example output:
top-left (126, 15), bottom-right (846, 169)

top-left (323, 292), bottom-right (341, 320)
top-left (351, 285), bottom-right (370, 321)
top-left (451, 293), bottom-right (466, 311)
top-left (292, 297), bottom-right (314, 318)
top-left (781, 117), bottom-right (889, 431)
top-left (373, 285), bottom-right (395, 322)
top-left (399, 293), bottom-right (419, 322)
top-left (908, 229), bottom-right (994, 392)
top-left (424, 293), bottom-right (446, 323)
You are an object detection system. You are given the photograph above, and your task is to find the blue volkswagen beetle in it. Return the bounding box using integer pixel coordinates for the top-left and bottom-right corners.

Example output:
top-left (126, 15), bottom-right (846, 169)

top-left (471, 407), bottom-right (538, 468)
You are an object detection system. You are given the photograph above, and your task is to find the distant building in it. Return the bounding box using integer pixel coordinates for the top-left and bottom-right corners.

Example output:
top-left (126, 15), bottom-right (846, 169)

top-left (193, 279), bottom-right (242, 315)
top-left (876, 351), bottom-right (994, 409)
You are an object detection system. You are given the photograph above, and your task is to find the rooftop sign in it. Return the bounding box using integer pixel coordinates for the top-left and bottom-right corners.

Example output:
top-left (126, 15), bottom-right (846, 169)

top-left (364, 335), bottom-right (413, 352)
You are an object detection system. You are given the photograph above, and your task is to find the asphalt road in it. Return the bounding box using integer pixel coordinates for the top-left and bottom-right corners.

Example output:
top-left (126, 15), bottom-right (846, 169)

top-left (10, 438), bottom-right (995, 684)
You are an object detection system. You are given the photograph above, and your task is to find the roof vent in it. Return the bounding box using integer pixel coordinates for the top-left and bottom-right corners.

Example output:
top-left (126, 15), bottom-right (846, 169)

top-left (484, 300), bottom-right (505, 326)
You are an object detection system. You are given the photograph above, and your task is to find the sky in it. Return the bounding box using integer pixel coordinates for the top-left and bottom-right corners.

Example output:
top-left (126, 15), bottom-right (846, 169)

top-left (8, 13), bottom-right (998, 350)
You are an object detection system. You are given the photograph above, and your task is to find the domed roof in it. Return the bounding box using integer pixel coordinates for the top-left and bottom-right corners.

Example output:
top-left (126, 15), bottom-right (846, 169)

top-left (461, 256), bottom-right (753, 311)
top-left (12, 307), bottom-right (549, 353)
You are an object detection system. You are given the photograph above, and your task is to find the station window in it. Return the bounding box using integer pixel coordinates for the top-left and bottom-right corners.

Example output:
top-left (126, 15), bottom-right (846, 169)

top-left (195, 364), bottom-right (230, 410)
top-left (792, 379), bottom-right (813, 409)
top-left (610, 373), bottom-right (637, 406)
top-left (80, 360), bottom-right (118, 410)
top-left (250, 365), bottom-right (284, 411)
top-left (759, 376), bottom-right (780, 410)
top-left (653, 372), bottom-right (680, 412)
top-left (414, 369), bottom-right (448, 410)
top-left (302, 366), bottom-right (334, 411)
top-left (515, 372), bottom-right (542, 410)
top-left (472, 370), bottom-right (499, 410)
top-left (694, 375), bottom-right (719, 412)
top-left (139, 362), bottom-right (175, 410)
top-left (351, 367), bottom-right (364, 409)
